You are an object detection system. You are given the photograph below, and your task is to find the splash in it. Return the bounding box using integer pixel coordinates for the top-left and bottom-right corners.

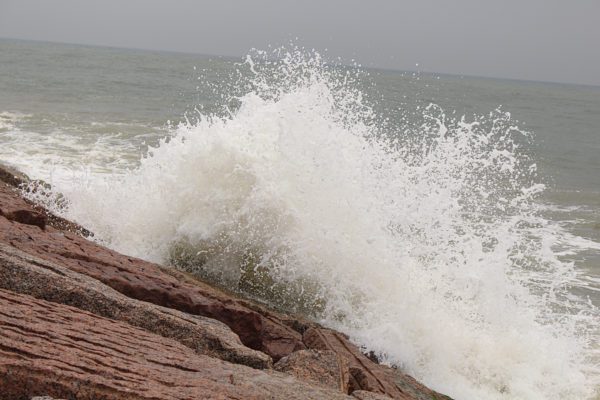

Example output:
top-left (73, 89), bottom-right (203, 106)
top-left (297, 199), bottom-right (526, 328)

top-left (45, 49), bottom-right (598, 399)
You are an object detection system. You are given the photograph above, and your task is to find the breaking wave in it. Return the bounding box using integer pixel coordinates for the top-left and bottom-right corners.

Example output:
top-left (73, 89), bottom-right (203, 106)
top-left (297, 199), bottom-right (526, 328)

top-left (42, 49), bottom-right (598, 399)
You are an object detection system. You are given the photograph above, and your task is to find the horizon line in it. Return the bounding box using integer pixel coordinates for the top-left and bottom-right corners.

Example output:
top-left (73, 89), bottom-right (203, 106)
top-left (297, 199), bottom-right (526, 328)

top-left (2, 36), bottom-right (599, 89)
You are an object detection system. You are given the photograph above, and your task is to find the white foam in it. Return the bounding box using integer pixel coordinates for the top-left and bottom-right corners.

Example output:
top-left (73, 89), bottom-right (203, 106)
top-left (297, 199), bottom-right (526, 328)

top-left (0, 111), bottom-right (31, 131)
top-left (34, 49), bottom-right (599, 399)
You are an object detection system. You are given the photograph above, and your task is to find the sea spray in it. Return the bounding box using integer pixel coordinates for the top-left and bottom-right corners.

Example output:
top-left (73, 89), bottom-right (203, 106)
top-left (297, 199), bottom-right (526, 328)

top-left (37, 49), bottom-right (598, 400)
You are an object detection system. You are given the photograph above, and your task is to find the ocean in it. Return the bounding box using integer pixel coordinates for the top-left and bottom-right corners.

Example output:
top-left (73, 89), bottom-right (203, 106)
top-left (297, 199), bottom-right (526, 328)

top-left (1, 38), bottom-right (598, 400)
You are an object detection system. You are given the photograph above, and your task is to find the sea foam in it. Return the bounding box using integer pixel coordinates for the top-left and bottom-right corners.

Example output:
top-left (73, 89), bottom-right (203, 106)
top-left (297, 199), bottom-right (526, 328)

top-left (41, 49), bottom-right (598, 400)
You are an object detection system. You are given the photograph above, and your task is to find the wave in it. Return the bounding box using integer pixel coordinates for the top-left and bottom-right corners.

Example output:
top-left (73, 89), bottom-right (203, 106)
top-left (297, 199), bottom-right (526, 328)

top-left (0, 111), bottom-right (32, 131)
top-left (38, 49), bottom-right (598, 400)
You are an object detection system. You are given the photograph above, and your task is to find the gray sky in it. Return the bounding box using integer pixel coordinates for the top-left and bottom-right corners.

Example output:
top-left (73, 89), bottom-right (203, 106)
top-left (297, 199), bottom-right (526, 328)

top-left (1, 0), bottom-right (599, 86)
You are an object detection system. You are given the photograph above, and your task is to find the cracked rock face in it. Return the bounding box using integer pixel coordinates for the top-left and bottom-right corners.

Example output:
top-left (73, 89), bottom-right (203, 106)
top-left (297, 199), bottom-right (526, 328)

top-left (0, 242), bottom-right (272, 369)
top-left (0, 289), bottom-right (351, 400)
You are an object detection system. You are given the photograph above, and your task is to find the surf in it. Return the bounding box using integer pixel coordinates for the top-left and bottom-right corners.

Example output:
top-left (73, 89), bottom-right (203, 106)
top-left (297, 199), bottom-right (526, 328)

top-left (34, 48), bottom-right (598, 400)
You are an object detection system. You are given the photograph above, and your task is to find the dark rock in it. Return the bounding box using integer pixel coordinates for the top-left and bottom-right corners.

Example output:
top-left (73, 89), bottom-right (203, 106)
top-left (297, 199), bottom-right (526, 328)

top-left (0, 289), bottom-right (352, 400)
top-left (1, 207), bottom-right (47, 229)
top-left (0, 162), bottom-right (29, 187)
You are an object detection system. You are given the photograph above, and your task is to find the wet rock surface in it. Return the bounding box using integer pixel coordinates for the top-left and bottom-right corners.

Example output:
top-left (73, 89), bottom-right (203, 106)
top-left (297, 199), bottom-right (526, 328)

top-left (0, 163), bottom-right (452, 400)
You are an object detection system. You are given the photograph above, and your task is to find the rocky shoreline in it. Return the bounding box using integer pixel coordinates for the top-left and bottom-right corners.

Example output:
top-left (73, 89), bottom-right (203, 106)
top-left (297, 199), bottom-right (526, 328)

top-left (0, 163), bottom-right (452, 400)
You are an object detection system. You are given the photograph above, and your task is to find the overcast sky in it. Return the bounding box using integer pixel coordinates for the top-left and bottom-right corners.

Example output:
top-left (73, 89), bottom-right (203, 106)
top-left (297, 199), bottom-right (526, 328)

top-left (1, 0), bottom-right (599, 86)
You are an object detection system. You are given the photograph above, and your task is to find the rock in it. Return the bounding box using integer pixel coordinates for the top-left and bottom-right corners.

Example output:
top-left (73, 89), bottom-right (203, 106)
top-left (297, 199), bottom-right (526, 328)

top-left (0, 183), bottom-right (47, 229)
top-left (0, 162), bottom-right (452, 400)
top-left (0, 289), bottom-right (353, 400)
top-left (0, 242), bottom-right (271, 369)
top-left (236, 297), bottom-right (317, 335)
top-left (352, 390), bottom-right (394, 400)
top-left (303, 327), bottom-right (389, 395)
top-left (379, 366), bottom-right (454, 400)
top-left (303, 328), bottom-right (451, 400)
top-left (0, 174), bottom-right (89, 235)
top-left (0, 181), bottom-right (305, 362)
top-left (0, 162), bottom-right (29, 187)
top-left (275, 349), bottom-right (351, 392)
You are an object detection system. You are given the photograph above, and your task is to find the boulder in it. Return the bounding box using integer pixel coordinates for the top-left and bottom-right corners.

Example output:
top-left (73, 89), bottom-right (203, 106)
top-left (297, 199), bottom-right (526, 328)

top-left (0, 242), bottom-right (271, 369)
top-left (0, 289), bottom-right (352, 400)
